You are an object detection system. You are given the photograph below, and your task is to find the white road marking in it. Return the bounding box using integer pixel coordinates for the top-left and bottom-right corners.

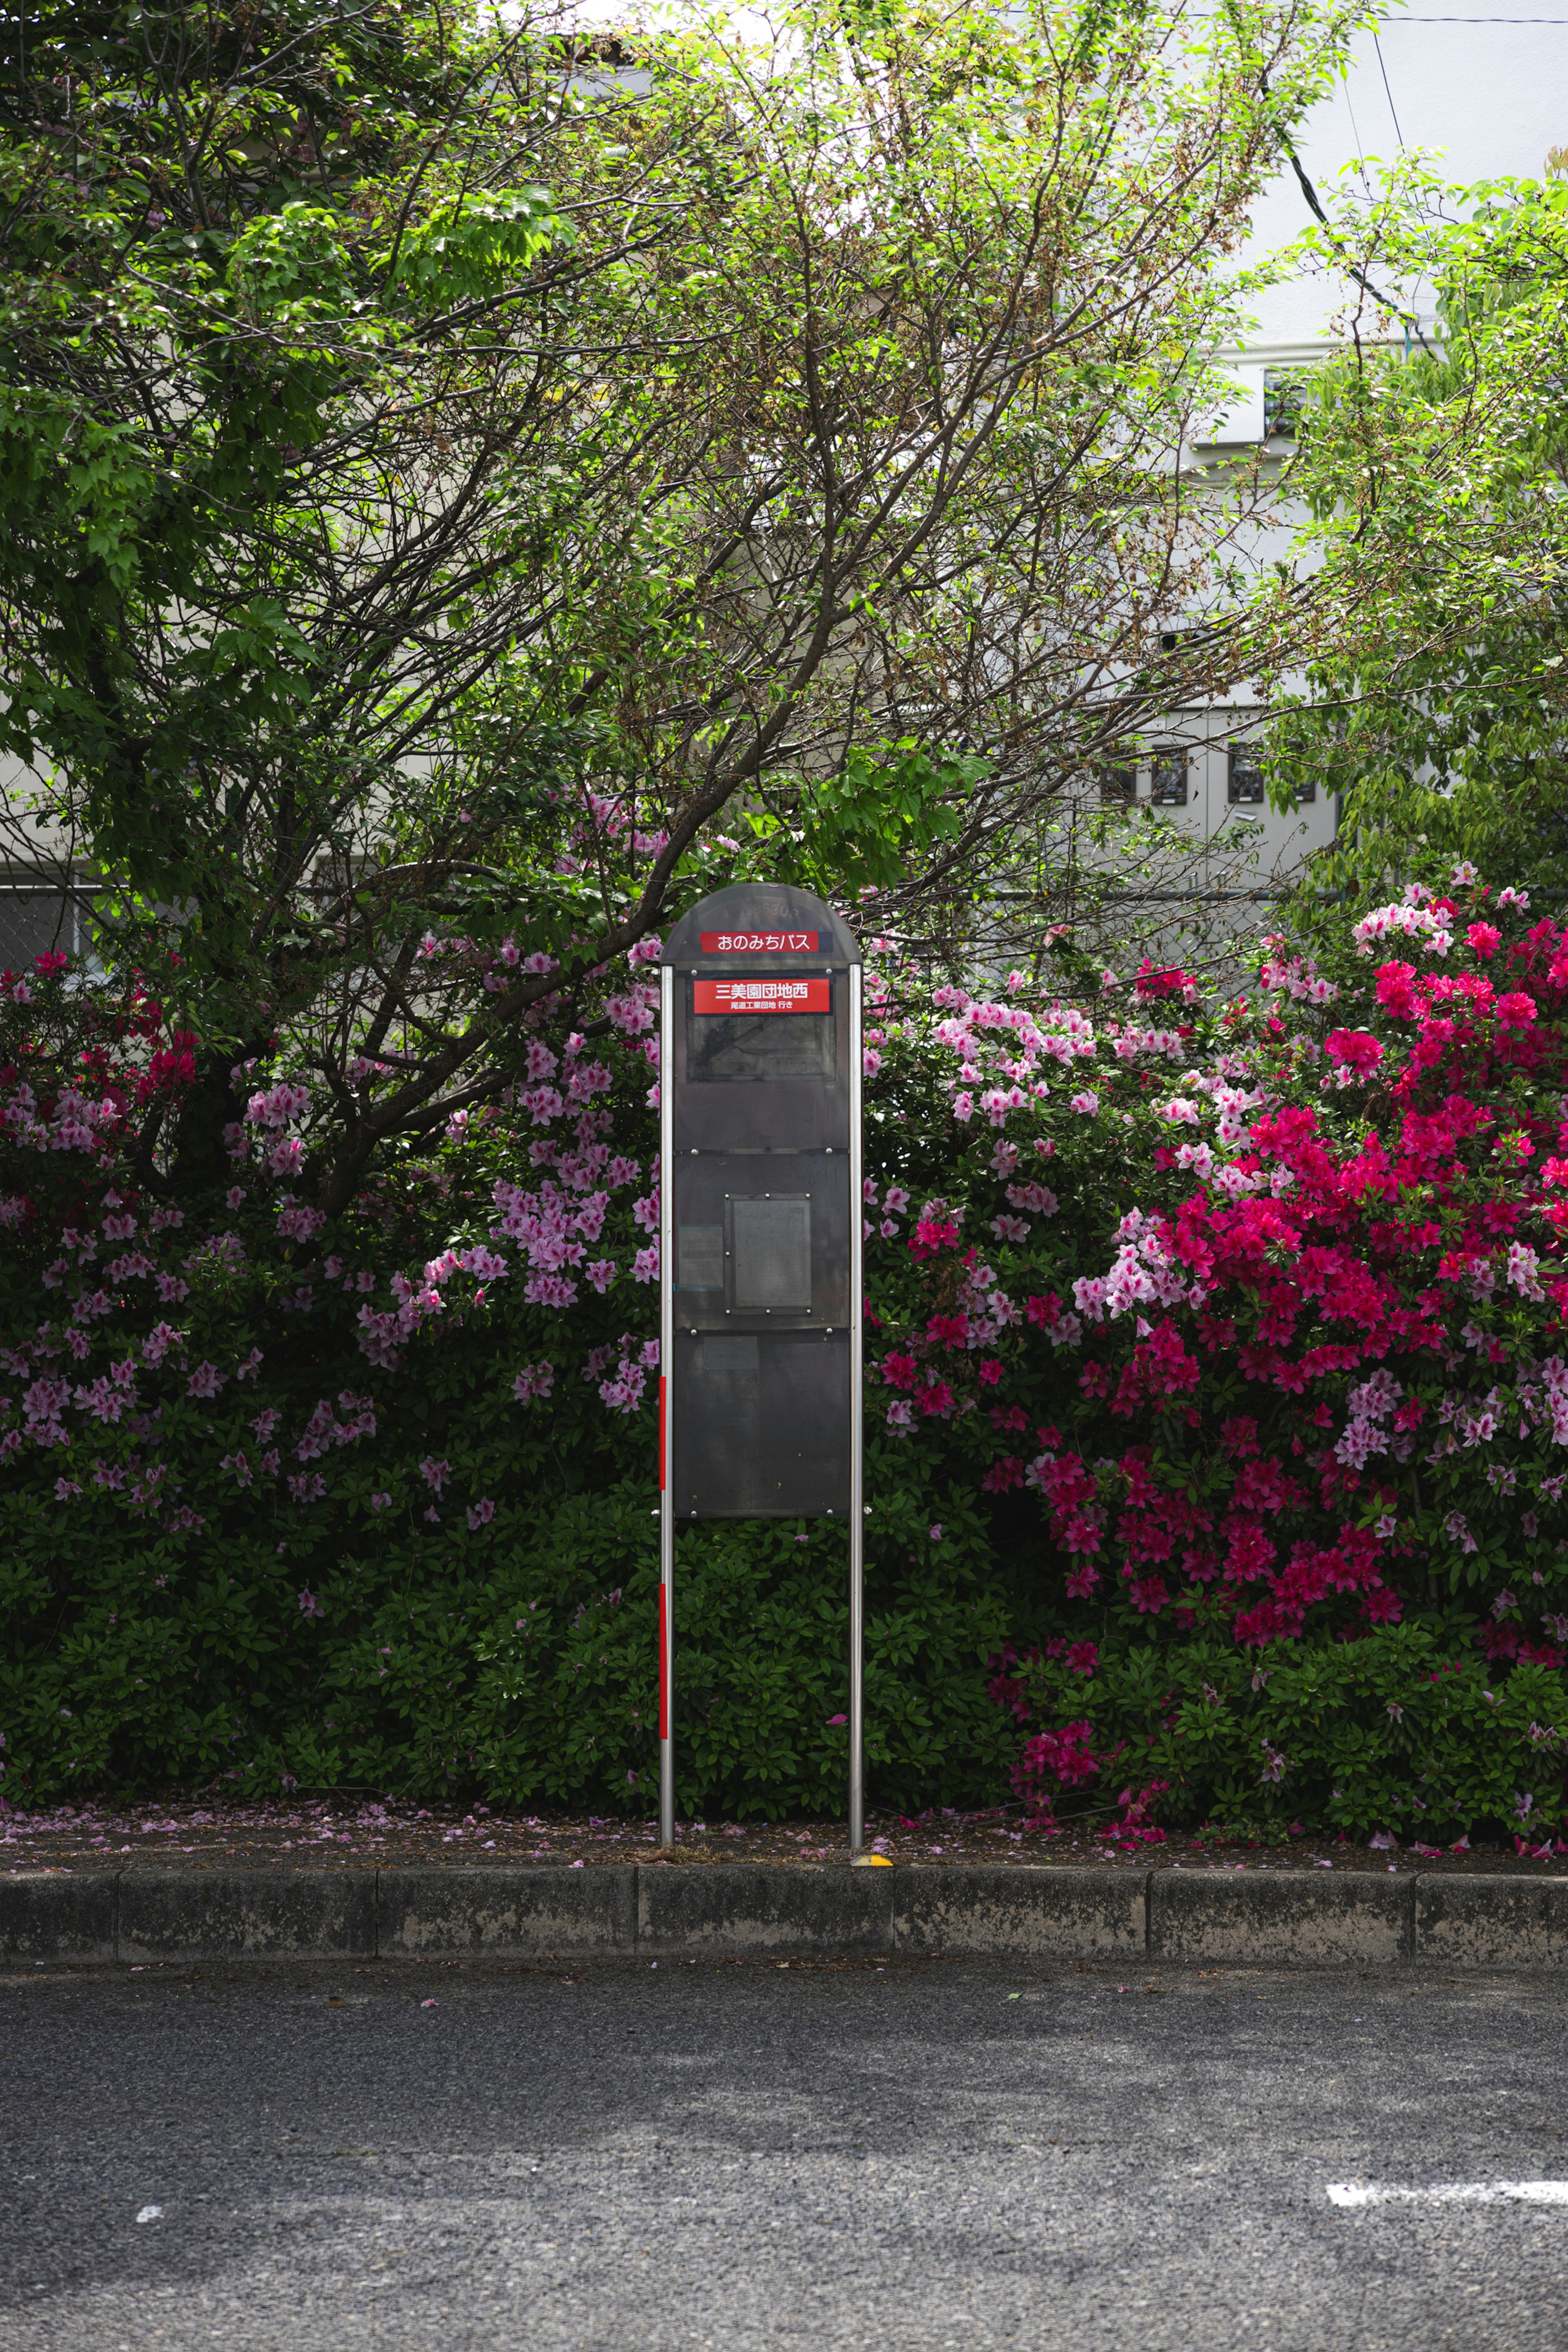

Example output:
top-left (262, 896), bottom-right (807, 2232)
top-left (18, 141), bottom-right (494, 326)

top-left (1327, 2181), bottom-right (1568, 2208)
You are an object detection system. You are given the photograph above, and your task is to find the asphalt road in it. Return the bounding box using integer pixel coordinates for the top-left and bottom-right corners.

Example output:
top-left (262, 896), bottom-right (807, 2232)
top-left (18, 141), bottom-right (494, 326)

top-left (2, 1954), bottom-right (1566, 2351)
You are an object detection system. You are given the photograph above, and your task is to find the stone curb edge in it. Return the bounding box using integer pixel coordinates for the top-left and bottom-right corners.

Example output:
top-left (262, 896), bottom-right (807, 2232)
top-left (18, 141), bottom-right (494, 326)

top-left (4, 1863), bottom-right (1566, 1968)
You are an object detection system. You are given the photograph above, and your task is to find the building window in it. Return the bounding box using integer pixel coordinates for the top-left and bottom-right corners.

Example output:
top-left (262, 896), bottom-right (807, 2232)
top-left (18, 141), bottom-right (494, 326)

top-left (1150, 750), bottom-right (1187, 806)
top-left (1294, 777), bottom-right (1317, 804)
top-left (1097, 764), bottom-right (1136, 807)
top-left (0, 884), bottom-right (85, 973)
top-left (1227, 750), bottom-right (1267, 805)
top-left (1264, 369), bottom-right (1307, 440)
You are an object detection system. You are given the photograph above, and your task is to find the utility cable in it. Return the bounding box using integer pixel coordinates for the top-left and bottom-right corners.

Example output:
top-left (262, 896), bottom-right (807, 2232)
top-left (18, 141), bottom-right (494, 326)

top-left (1270, 109), bottom-right (1436, 352)
top-left (1372, 30), bottom-right (1406, 146)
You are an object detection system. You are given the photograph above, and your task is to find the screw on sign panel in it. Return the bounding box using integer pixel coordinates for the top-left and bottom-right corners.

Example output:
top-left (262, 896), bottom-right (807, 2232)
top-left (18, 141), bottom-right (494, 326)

top-left (658, 886), bottom-right (864, 1852)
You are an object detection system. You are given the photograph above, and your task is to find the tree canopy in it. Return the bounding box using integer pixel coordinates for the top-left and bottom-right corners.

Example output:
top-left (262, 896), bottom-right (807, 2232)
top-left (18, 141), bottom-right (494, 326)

top-left (1262, 165), bottom-right (1568, 914)
top-left (0, 0), bottom-right (1365, 1212)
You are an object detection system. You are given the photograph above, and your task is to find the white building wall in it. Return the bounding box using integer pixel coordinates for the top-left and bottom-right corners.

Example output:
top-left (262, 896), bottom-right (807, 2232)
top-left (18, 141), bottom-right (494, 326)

top-left (1142, 2), bottom-right (1568, 891)
top-left (1247, 4), bottom-right (1568, 351)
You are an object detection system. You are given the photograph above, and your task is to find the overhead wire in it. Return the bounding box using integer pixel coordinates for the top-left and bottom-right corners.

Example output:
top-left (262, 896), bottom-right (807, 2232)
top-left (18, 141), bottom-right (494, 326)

top-left (1372, 30), bottom-right (1406, 145)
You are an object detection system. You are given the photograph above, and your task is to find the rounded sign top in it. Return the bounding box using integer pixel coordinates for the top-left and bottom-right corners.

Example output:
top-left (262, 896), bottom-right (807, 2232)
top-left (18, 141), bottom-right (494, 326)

top-left (659, 883), bottom-right (860, 967)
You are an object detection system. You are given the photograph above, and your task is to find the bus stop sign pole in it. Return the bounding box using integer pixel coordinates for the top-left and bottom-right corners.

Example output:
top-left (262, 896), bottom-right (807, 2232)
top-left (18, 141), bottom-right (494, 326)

top-left (658, 958), bottom-right (675, 1847)
top-left (656, 885), bottom-right (863, 1854)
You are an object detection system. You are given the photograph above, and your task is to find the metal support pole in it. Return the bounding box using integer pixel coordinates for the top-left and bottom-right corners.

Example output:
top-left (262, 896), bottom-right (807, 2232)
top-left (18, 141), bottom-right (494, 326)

top-left (658, 964), bottom-right (676, 1850)
top-left (848, 963), bottom-right (864, 1854)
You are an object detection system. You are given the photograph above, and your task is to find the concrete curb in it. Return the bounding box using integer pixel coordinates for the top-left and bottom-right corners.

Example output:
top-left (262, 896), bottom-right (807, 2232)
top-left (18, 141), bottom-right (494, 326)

top-left (639, 1864), bottom-right (893, 1956)
top-left (1152, 1868), bottom-right (1413, 1969)
top-left (894, 1866), bottom-right (1147, 1960)
top-left (379, 1866), bottom-right (636, 1958)
top-left (2, 1864), bottom-right (1565, 1967)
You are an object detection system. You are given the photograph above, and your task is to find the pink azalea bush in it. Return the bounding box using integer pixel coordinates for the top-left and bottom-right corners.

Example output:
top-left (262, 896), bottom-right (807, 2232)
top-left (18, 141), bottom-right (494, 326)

top-left (860, 876), bottom-right (1567, 1846)
top-left (1, 869), bottom-right (1565, 1842)
top-left (0, 944), bottom-right (1013, 1816)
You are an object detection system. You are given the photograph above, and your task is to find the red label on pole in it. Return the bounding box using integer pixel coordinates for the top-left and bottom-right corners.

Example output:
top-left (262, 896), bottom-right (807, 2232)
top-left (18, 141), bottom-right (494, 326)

top-left (658, 1583), bottom-right (668, 1741)
top-left (658, 1376), bottom-right (666, 1490)
top-left (693, 977), bottom-right (830, 1015)
top-left (699, 931), bottom-right (818, 953)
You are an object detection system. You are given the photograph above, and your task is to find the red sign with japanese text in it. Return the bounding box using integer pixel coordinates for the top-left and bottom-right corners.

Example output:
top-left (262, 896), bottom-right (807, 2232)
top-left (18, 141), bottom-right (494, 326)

top-left (693, 977), bottom-right (830, 1015)
top-left (699, 931), bottom-right (819, 953)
